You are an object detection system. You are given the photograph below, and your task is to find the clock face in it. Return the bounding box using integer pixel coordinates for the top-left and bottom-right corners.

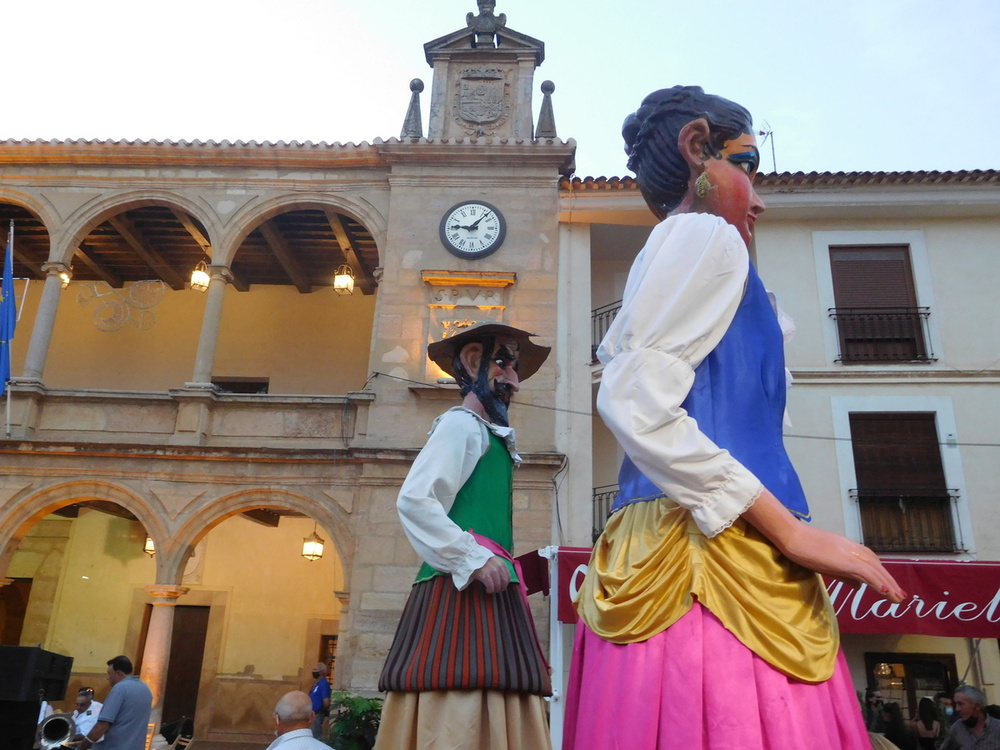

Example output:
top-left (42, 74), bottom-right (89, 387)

top-left (439, 201), bottom-right (506, 259)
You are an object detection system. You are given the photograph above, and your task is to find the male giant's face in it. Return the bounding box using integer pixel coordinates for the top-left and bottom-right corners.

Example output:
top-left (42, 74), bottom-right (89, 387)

top-left (461, 337), bottom-right (521, 427)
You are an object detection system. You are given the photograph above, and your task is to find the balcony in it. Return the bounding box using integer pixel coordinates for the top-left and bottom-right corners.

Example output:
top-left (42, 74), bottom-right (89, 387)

top-left (592, 484), bottom-right (618, 542)
top-left (4, 381), bottom-right (374, 449)
top-left (591, 301), bottom-right (622, 363)
top-left (828, 307), bottom-right (935, 364)
top-left (852, 488), bottom-right (958, 553)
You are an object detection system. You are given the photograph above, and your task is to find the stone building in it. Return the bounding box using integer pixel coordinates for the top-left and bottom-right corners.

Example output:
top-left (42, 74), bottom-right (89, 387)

top-left (0, 4), bottom-right (572, 746)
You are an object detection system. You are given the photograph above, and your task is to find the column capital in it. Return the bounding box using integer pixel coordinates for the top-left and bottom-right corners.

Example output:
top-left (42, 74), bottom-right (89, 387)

top-left (40, 261), bottom-right (72, 277)
top-left (334, 590), bottom-right (350, 607)
top-left (146, 584), bottom-right (190, 604)
top-left (207, 264), bottom-right (234, 284)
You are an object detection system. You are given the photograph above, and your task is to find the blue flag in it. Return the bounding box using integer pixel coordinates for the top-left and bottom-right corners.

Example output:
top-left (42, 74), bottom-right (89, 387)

top-left (0, 221), bottom-right (16, 385)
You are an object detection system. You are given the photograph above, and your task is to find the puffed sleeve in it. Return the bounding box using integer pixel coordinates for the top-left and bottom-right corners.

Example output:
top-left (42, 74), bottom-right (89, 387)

top-left (396, 408), bottom-right (497, 590)
top-left (596, 213), bottom-right (764, 537)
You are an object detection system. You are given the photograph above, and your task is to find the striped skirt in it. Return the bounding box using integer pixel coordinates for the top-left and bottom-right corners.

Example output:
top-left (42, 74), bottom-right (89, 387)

top-left (379, 575), bottom-right (551, 696)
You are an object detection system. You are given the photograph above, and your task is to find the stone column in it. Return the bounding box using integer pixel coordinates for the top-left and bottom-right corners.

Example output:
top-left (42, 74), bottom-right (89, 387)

top-left (20, 262), bottom-right (71, 382)
top-left (189, 265), bottom-right (233, 385)
top-left (140, 584), bottom-right (189, 734)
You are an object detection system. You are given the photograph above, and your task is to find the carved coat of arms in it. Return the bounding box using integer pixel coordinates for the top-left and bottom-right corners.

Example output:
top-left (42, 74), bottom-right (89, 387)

top-left (456, 68), bottom-right (508, 126)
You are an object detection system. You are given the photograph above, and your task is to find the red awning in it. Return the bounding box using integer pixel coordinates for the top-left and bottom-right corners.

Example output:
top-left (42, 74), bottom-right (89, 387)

top-left (543, 549), bottom-right (1000, 638)
top-left (830, 559), bottom-right (1000, 638)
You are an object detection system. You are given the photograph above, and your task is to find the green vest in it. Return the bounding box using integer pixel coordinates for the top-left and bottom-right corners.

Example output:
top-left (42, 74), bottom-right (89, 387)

top-left (415, 429), bottom-right (518, 584)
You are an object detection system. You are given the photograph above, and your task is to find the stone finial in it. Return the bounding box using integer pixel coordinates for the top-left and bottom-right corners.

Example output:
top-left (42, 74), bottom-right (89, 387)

top-left (401, 79), bottom-right (424, 139)
top-left (466, 0), bottom-right (507, 47)
top-left (534, 80), bottom-right (557, 139)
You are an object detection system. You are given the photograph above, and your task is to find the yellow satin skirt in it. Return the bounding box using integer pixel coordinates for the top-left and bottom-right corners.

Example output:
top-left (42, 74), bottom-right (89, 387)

top-left (574, 499), bottom-right (839, 683)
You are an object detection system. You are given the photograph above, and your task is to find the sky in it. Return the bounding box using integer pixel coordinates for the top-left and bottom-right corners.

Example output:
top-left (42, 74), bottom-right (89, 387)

top-left (4, 0), bottom-right (999, 178)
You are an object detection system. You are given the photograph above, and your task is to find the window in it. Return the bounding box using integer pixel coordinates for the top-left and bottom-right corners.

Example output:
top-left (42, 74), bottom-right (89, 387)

top-left (318, 634), bottom-right (338, 685)
top-left (864, 652), bottom-right (957, 719)
top-left (591, 301), bottom-right (621, 364)
top-left (829, 245), bottom-right (933, 363)
top-left (849, 412), bottom-right (956, 553)
top-left (591, 484), bottom-right (617, 543)
top-left (211, 377), bottom-right (270, 394)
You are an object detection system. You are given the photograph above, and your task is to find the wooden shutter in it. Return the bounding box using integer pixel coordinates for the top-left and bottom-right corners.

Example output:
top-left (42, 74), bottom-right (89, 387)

top-left (850, 412), bottom-right (944, 490)
top-left (830, 245), bottom-right (917, 308)
top-left (849, 412), bottom-right (953, 552)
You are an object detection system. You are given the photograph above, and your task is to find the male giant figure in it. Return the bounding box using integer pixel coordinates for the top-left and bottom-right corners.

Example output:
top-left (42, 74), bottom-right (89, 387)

top-left (374, 323), bottom-right (552, 750)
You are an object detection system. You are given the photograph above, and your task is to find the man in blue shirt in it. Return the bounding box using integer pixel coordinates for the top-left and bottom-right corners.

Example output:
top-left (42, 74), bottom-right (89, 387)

top-left (77, 655), bottom-right (153, 750)
top-left (308, 662), bottom-right (331, 739)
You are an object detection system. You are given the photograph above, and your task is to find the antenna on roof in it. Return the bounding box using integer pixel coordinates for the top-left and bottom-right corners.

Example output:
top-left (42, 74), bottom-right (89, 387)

top-left (758, 120), bottom-right (776, 174)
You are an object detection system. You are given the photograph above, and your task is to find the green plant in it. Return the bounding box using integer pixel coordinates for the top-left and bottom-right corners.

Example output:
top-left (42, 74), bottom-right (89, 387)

top-left (325, 691), bottom-right (383, 750)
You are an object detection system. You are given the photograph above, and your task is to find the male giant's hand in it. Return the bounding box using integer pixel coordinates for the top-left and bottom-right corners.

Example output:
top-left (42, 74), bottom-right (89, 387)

top-left (471, 555), bottom-right (511, 594)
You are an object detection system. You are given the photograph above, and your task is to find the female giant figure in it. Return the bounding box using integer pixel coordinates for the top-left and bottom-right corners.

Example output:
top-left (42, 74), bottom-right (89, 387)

top-left (563, 86), bottom-right (906, 749)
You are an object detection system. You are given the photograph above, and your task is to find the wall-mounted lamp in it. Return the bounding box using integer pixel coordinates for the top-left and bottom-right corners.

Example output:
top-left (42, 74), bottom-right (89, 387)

top-left (333, 264), bottom-right (355, 296)
top-left (59, 270), bottom-right (72, 289)
top-left (143, 536), bottom-right (156, 557)
top-left (190, 261), bottom-right (211, 293)
top-left (302, 524), bottom-right (325, 561)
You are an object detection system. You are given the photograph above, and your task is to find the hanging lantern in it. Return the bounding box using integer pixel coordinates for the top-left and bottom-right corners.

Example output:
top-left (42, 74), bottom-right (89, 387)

top-left (302, 525), bottom-right (325, 561)
top-left (190, 261), bottom-right (211, 292)
top-left (333, 264), bottom-right (355, 296)
top-left (143, 536), bottom-right (156, 556)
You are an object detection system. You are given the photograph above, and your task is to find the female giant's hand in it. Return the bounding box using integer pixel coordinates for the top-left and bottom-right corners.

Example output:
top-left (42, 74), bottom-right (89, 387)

top-left (743, 488), bottom-right (907, 603)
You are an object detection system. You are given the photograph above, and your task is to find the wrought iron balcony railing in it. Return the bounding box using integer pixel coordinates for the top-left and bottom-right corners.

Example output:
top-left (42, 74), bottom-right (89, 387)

top-left (851, 488), bottom-right (958, 553)
top-left (591, 301), bottom-right (622, 363)
top-left (828, 307), bottom-right (935, 363)
top-left (592, 484), bottom-right (618, 543)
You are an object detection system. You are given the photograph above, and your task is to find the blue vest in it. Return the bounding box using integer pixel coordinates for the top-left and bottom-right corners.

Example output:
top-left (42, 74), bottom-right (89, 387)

top-left (611, 263), bottom-right (810, 520)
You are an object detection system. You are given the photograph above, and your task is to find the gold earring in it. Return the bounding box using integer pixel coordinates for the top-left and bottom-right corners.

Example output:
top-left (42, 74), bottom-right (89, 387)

top-left (695, 171), bottom-right (713, 199)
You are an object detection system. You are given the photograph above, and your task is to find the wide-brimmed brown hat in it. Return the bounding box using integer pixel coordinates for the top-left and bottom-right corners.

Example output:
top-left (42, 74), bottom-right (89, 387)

top-left (427, 322), bottom-right (551, 381)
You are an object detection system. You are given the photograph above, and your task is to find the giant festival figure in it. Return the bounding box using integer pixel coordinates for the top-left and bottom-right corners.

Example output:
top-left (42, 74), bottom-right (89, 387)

top-left (374, 322), bottom-right (552, 750)
top-left (562, 86), bottom-right (908, 749)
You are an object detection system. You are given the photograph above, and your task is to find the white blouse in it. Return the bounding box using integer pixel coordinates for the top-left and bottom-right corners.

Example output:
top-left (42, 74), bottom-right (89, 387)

top-left (396, 407), bottom-right (519, 590)
top-left (596, 212), bottom-right (768, 538)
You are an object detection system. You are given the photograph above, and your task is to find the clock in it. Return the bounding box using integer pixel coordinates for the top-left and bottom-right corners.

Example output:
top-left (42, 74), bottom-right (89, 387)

top-left (439, 200), bottom-right (507, 259)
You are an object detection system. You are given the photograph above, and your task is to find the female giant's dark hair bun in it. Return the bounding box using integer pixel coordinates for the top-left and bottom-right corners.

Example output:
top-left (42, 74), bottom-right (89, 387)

top-left (623, 85), bottom-right (753, 216)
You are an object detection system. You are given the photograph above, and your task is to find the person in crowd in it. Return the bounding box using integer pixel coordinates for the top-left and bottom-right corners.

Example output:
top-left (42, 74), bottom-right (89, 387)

top-left (373, 322), bottom-right (552, 750)
top-left (77, 655), bottom-right (152, 750)
top-left (909, 696), bottom-right (943, 750)
top-left (940, 686), bottom-right (1000, 749)
top-left (882, 702), bottom-right (917, 750)
top-left (562, 85), bottom-right (906, 750)
top-left (937, 691), bottom-right (960, 726)
top-left (266, 691), bottom-right (332, 750)
top-left (308, 662), bottom-right (330, 739)
top-left (866, 688), bottom-right (888, 732)
top-left (70, 687), bottom-right (104, 743)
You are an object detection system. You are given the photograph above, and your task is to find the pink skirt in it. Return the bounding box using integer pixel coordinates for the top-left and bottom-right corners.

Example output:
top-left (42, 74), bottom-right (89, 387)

top-left (562, 602), bottom-right (870, 750)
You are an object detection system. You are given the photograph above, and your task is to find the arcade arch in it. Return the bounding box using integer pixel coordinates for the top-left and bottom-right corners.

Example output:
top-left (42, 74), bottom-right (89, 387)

top-left (0, 483), bottom-right (352, 740)
top-left (5, 191), bottom-right (382, 395)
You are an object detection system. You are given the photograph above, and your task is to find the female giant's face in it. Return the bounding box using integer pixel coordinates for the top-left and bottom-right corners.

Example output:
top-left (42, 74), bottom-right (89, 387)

top-left (698, 131), bottom-right (765, 247)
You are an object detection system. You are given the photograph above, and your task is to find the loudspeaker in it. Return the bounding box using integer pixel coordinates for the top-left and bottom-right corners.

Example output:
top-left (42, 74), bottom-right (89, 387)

top-left (0, 646), bottom-right (74, 702)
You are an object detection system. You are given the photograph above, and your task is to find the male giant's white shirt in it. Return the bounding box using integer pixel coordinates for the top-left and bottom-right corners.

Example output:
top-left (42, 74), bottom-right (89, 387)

top-left (396, 407), bottom-right (519, 590)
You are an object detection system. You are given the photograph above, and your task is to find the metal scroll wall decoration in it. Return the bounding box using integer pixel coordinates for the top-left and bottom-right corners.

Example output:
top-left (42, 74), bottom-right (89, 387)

top-left (76, 280), bottom-right (167, 332)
